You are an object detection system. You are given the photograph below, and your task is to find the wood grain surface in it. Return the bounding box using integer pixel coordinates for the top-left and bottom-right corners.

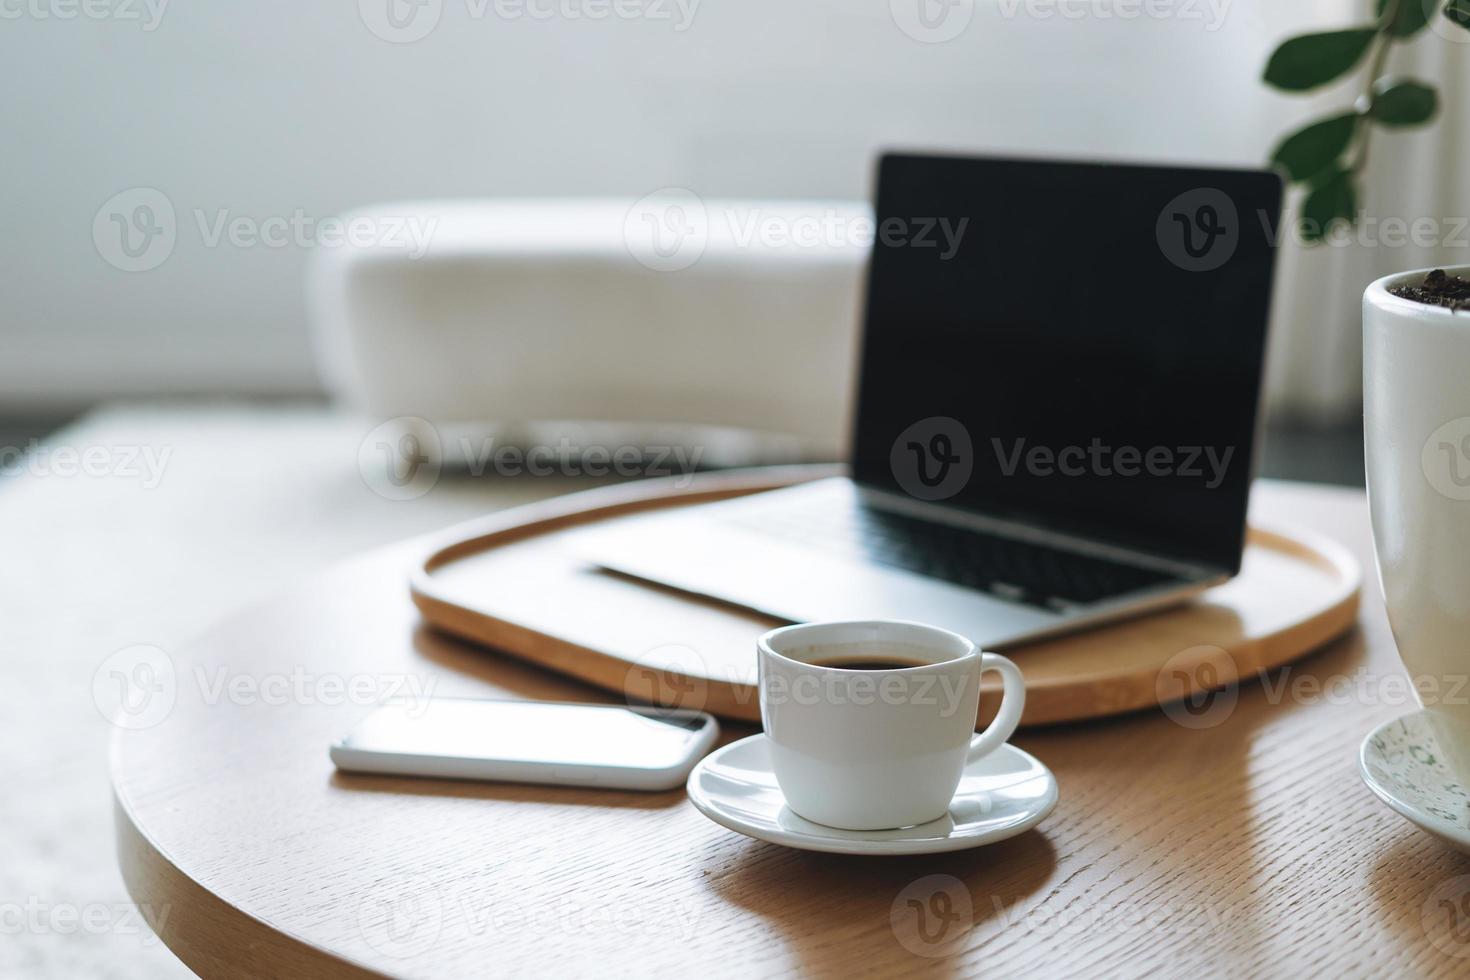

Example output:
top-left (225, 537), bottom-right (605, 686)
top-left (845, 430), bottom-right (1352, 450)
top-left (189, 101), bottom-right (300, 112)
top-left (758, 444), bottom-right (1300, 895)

top-left (111, 478), bottom-right (1470, 978)
top-left (411, 466), bottom-right (1360, 726)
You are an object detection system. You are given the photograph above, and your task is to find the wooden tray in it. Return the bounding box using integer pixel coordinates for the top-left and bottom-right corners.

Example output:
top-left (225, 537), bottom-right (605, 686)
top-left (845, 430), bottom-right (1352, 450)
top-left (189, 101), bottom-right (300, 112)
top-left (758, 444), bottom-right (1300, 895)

top-left (410, 465), bottom-right (1361, 726)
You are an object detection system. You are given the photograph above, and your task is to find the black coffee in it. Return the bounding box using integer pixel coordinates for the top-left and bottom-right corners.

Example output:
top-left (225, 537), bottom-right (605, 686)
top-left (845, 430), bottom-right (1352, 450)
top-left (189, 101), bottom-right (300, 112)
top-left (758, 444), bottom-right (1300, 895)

top-left (809, 656), bottom-right (928, 671)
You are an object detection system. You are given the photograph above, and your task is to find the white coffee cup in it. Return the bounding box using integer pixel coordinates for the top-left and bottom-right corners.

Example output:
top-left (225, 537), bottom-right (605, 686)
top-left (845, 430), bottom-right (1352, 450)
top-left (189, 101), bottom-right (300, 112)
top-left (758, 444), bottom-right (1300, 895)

top-left (757, 619), bottom-right (1026, 831)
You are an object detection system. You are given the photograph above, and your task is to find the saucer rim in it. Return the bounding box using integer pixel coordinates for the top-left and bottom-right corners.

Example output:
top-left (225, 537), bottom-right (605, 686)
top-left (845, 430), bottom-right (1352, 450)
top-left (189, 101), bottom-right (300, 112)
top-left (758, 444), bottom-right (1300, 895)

top-left (1357, 709), bottom-right (1470, 852)
top-left (685, 732), bottom-right (1058, 856)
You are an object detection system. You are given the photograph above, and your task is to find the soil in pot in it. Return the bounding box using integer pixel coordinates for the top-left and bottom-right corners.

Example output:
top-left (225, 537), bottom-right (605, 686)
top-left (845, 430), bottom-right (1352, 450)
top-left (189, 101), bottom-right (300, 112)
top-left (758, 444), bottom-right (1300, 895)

top-left (1388, 269), bottom-right (1470, 311)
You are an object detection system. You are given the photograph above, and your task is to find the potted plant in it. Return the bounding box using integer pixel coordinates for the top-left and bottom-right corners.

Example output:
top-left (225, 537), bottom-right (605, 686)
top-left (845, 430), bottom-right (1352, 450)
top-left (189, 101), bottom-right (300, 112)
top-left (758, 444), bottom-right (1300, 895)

top-left (1363, 265), bottom-right (1470, 782)
top-left (1265, 3), bottom-right (1470, 778)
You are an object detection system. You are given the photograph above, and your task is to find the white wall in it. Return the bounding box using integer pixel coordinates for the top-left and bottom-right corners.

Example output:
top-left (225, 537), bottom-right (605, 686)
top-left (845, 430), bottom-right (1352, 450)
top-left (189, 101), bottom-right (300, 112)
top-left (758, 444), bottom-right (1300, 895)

top-left (1, 0), bottom-right (1346, 409)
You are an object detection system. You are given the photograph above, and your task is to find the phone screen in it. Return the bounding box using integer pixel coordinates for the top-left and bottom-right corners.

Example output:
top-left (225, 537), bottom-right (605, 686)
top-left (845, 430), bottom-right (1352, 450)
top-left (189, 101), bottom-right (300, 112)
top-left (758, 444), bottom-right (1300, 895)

top-left (339, 699), bottom-right (710, 770)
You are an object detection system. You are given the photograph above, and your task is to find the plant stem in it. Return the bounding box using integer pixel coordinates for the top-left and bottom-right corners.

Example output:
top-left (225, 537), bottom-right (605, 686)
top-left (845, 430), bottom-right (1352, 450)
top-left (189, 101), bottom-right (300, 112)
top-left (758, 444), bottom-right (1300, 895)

top-left (1350, 3), bottom-right (1399, 174)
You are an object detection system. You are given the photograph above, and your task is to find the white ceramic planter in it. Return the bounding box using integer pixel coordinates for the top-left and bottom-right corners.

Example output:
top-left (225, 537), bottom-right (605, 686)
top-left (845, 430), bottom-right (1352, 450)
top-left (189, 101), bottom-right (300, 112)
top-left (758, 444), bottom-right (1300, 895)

top-left (1364, 266), bottom-right (1470, 780)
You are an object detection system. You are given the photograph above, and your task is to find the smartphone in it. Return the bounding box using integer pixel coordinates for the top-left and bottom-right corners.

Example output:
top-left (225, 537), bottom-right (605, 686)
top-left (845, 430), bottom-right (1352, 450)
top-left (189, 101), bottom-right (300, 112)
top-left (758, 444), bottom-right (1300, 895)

top-left (329, 698), bottom-right (720, 791)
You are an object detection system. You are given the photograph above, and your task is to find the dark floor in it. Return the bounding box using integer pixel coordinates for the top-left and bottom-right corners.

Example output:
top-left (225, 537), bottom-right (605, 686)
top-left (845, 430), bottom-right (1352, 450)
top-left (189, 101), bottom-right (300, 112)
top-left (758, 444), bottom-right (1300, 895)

top-left (0, 413), bottom-right (1365, 488)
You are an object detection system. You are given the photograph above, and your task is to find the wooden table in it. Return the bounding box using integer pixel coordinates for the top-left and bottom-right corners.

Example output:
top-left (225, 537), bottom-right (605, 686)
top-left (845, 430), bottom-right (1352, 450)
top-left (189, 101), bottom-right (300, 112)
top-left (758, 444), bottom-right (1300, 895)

top-left (111, 478), bottom-right (1470, 977)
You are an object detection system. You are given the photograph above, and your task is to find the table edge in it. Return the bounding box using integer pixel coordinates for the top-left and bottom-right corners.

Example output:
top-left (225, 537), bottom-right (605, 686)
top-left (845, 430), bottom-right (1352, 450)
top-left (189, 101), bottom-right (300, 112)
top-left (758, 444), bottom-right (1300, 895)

top-left (112, 781), bottom-right (386, 979)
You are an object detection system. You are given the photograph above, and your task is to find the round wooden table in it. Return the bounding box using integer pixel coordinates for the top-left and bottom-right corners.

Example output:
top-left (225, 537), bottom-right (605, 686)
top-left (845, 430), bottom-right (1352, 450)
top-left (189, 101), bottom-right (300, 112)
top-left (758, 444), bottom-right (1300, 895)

top-left (112, 478), bottom-right (1470, 977)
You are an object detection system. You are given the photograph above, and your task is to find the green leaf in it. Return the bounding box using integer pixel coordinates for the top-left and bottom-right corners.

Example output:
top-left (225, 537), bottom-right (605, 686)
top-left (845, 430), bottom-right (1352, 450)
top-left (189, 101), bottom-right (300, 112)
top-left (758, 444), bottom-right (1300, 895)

top-left (1377, 0), bottom-right (1432, 37)
top-left (1445, 0), bottom-right (1470, 31)
top-left (1370, 78), bottom-right (1438, 125)
top-left (1270, 113), bottom-right (1358, 183)
top-left (1300, 168), bottom-right (1358, 243)
top-left (1264, 29), bottom-right (1378, 91)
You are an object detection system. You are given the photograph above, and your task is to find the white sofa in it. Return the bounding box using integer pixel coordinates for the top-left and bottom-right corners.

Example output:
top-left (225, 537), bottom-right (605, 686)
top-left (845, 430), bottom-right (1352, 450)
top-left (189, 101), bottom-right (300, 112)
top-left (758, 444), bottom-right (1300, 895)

top-left (310, 198), bottom-right (870, 464)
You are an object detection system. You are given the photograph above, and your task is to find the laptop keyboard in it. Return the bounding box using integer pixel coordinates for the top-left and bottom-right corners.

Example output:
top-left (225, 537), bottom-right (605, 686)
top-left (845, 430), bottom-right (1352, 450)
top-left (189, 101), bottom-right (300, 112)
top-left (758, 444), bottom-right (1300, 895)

top-left (726, 501), bottom-right (1182, 610)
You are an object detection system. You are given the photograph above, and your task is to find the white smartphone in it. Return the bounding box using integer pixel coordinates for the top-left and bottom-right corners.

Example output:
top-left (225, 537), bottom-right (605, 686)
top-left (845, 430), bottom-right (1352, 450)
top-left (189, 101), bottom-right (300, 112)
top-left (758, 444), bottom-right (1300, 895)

top-left (329, 698), bottom-right (720, 791)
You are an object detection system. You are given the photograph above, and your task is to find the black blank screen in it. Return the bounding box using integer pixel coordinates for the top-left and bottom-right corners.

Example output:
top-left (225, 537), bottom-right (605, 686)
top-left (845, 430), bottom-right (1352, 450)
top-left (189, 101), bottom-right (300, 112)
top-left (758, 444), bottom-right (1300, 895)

top-left (852, 154), bottom-right (1282, 574)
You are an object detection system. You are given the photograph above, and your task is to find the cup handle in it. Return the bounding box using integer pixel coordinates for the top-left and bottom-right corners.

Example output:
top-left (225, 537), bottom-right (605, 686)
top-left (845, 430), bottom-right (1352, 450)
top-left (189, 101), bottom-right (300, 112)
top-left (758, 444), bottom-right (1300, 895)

top-left (966, 652), bottom-right (1026, 764)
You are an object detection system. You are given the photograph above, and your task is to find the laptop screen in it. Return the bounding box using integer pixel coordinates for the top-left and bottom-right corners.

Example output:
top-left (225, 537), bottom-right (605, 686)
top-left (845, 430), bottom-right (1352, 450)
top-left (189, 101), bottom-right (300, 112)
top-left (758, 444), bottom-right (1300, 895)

top-left (851, 153), bottom-right (1282, 574)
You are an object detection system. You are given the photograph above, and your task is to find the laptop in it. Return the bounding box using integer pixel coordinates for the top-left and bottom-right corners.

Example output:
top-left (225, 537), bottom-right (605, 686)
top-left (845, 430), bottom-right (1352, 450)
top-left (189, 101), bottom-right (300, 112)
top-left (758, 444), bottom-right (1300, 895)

top-left (578, 152), bottom-right (1283, 647)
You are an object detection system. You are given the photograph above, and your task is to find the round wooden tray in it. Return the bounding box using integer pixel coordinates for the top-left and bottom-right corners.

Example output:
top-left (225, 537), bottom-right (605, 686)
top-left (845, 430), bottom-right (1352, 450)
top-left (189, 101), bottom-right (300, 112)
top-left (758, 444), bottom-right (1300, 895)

top-left (411, 465), bottom-right (1361, 726)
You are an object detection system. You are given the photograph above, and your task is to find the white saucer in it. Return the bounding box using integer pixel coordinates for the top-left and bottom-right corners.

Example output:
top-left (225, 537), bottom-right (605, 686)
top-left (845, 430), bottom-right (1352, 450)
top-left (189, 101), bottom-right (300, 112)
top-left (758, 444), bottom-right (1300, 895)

top-left (686, 733), bottom-right (1058, 855)
top-left (1359, 709), bottom-right (1470, 854)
